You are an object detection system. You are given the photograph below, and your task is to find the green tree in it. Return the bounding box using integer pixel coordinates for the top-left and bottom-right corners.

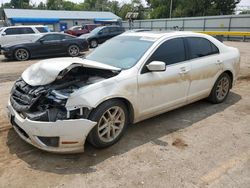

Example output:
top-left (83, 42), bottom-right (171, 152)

top-left (61, 1), bottom-right (77, 10)
top-left (9, 0), bottom-right (31, 8)
top-left (213, 0), bottom-right (240, 15)
top-left (240, 10), bottom-right (250, 14)
top-left (37, 2), bottom-right (46, 9)
top-left (146, 0), bottom-right (241, 18)
top-left (46, 0), bottom-right (63, 10)
top-left (119, 3), bottom-right (133, 19)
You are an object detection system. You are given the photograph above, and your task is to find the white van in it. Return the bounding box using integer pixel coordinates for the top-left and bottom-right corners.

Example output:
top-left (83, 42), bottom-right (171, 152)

top-left (0, 25), bottom-right (50, 46)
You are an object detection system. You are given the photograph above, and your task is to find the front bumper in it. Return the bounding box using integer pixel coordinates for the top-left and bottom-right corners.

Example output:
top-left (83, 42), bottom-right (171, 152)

top-left (7, 100), bottom-right (96, 153)
top-left (2, 50), bottom-right (12, 58)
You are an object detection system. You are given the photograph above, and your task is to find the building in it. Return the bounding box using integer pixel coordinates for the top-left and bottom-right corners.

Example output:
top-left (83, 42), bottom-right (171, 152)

top-left (3, 9), bottom-right (121, 31)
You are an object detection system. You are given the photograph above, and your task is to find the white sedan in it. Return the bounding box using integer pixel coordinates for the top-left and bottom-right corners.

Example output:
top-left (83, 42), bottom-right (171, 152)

top-left (7, 31), bottom-right (240, 153)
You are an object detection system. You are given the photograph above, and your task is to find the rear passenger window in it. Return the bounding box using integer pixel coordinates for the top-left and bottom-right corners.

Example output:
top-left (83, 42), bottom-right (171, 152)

top-left (186, 37), bottom-right (219, 59)
top-left (36, 27), bottom-right (48, 33)
top-left (22, 28), bottom-right (35, 34)
top-left (42, 34), bottom-right (63, 41)
top-left (148, 38), bottom-right (186, 66)
top-left (63, 35), bottom-right (75, 39)
top-left (101, 28), bottom-right (109, 34)
top-left (5, 28), bottom-right (22, 35)
top-left (5, 27), bottom-right (35, 35)
top-left (110, 27), bottom-right (118, 33)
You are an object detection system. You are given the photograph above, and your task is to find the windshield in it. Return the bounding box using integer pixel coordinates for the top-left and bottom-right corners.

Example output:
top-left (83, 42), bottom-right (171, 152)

top-left (85, 36), bottom-right (154, 69)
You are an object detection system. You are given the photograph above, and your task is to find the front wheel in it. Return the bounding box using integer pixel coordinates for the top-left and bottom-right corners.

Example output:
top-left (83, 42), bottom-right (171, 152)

top-left (68, 45), bottom-right (80, 57)
top-left (87, 100), bottom-right (128, 148)
top-left (208, 73), bottom-right (231, 104)
top-left (14, 48), bottom-right (30, 61)
top-left (89, 39), bottom-right (98, 48)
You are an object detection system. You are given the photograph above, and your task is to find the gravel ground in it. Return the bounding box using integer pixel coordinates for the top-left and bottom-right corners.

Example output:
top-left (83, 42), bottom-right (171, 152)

top-left (0, 41), bottom-right (249, 188)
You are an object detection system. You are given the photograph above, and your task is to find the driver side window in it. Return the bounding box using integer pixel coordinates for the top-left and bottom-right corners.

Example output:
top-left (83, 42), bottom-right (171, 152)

top-left (41, 34), bottom-right (63, 41)
top-left (101, 28), bottom-right (109, 34)
top-left (148, 38), bottom-right (186, 65)
top-left (142, 38), bottom-right (186, 73)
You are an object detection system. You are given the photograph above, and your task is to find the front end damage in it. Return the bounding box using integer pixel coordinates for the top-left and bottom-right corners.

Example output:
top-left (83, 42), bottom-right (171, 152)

top-left (7, 58), bottom-right (120, 153)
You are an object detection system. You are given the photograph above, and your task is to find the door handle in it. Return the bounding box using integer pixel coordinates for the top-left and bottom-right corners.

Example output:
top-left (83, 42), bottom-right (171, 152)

top-left (179, 67), bottom-right (190, 74)
top-left (216, 60), bottom-right (223, 65)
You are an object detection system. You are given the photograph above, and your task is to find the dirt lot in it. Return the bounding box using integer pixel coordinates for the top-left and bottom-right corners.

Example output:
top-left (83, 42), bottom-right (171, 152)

top-left (0, 42), bottom-right (250, 188)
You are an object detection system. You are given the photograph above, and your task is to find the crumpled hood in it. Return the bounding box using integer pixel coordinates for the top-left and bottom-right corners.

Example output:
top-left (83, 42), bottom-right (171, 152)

top-left (22, 57), bottom-right (120, 86)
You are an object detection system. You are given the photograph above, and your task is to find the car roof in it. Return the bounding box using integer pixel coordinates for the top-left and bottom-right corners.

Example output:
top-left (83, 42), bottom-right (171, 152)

top-left (121, 31), bottom-right (209, 40)
top-left (2, 25), bottom-right (46, 29)
top-left (99, 25), bottom-right (122, 29)
top-left (42, 32), bottom-right (76, 37)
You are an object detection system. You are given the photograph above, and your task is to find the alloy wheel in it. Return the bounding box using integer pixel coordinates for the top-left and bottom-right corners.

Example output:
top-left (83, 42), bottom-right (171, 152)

top-left (68, 45), bottom-right (79, 56)
top-left (216, 76), bottom-right (230, 101)
top-left (97, 106), bottom-right (125, 143)
top-left (15, 49), bottom-right (29, 61)
top-left (90, 40), bottom-right (98, 48)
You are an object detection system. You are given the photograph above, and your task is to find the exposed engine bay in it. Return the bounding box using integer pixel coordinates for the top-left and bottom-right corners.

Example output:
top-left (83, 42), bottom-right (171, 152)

top-left (10, 64), bottom-right (119, 122)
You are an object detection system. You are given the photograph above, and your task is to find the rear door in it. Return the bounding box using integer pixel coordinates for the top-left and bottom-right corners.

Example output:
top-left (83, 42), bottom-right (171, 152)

top-left (185, 37), bottom-right (221, 102)
top-left (109, 27), bottom-right (122, 38)
top-left (19, 27), bottom-right (38, 42)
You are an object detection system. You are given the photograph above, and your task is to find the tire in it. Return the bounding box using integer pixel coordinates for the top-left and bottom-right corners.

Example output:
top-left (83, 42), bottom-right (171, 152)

top-left (208, 73), bottom-right (232, 104)
top-left (14, 48), bottom-right (30, 61)
top-left (68, 44), bottom-right (80, 57)
top-left (87, 100), bottom-right (128, 148)
top-left (89, 39), bottom-right (98, 48)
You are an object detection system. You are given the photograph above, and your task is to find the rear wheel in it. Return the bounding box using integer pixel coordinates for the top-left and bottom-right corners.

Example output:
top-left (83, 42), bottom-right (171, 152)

top-left (68, 45), bottom-right (80, 57)
top-left (14, 48), bottom-right (29, 61)
top-left (89, 39), bottom-right (98, 48)
top-left (208, 73), bottom-right (231, 103)
top-left (87, 100), bottom-right (128, 148)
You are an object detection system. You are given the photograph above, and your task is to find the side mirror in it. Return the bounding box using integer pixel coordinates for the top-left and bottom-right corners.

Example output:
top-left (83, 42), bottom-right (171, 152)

top-left (39, 39), bottom-right (45, 43)
top-left (146, 61), bottom-right (166, 72)
top-left (1, 32), bottom-right (6, 36)
top-left (98, 31), bottom-right (103, 35)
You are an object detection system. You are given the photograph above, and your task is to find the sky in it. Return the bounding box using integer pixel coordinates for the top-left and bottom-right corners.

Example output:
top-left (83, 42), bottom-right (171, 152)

top-left (0, 0), bottom-right (249, 8)
top-left (0, 0), bottom-right (147, 6)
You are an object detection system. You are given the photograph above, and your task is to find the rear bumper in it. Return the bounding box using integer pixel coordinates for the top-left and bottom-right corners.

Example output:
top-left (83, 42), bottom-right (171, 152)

top-left (7, 100), bottom-right (96, 153)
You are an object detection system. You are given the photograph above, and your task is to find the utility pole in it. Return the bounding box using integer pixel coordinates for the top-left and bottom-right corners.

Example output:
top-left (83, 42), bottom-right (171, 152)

top-left (169, 0), bottom-right (173, 18)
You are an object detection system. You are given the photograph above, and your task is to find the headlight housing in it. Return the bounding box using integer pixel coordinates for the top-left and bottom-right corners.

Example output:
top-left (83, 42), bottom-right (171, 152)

top-left (46, 90), bottom-right (69, 106)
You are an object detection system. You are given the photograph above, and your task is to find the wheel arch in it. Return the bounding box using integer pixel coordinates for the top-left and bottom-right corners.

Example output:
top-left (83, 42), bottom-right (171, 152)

top-left (223, 70), bottom-right (233, 88)
top-left (88, 38), bottom-right (99, 46)
top-left (91, 97), bottom-right (135, 124)
top-left (14, 47), bottom-right (31, 59)
top-left (67, 43), bottom-right (80, 48)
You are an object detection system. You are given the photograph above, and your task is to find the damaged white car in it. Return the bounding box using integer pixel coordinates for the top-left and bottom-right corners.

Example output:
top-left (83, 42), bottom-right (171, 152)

top-left (7, 31), bottom-right (240, 153)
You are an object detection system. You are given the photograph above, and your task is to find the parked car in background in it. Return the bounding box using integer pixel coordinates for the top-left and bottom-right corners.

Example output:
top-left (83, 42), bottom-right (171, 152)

top-left (7, 31), bottom-right (240, 153)
top-left (0, 25), bottom-right (49, 46)
top-left (79, 25), bottom-right (125, 48)
top-left (126, 29), bottom-right (151, 32)
top-left (1, 33), bottom-right (88, 61)
top-left (65, 24), bottom-right (100, 36)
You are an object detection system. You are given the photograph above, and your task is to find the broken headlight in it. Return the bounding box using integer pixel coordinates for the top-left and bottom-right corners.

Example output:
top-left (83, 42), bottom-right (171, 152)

top-left (47, 90), bottom-right (69, 106)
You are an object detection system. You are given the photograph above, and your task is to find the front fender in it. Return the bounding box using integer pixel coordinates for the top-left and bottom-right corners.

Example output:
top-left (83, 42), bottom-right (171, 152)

top-left (65, 76), bottom-right (138, 117)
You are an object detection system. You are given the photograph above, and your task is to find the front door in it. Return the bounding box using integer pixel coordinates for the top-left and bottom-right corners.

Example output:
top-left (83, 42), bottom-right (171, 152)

top-left (97, 28), bottom-right (110, 43)
top-left (34, 34), bottom-right (63, 56)
top-left (137, 38), bottom-right (191, 118)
